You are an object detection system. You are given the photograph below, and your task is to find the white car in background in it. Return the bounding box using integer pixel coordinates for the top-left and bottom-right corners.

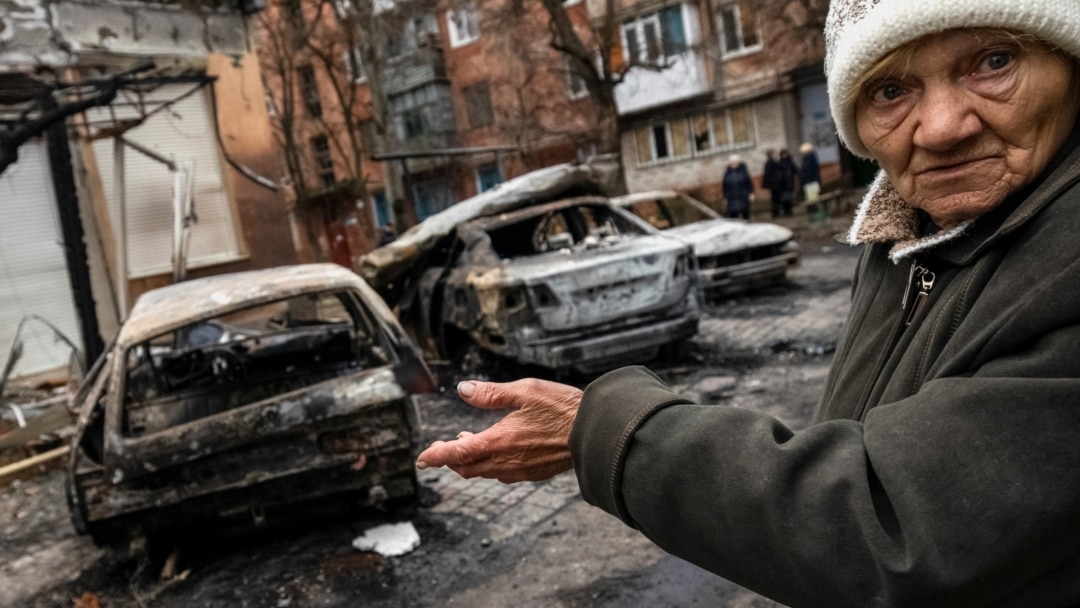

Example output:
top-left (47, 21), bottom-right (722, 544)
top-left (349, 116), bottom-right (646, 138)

top-left (612, 190), bottom-right (801, 298)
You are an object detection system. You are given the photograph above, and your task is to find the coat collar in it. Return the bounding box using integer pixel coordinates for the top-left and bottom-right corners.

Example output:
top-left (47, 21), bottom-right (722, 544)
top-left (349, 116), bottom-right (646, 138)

top-left (845, 172), bottom-right (973, 264)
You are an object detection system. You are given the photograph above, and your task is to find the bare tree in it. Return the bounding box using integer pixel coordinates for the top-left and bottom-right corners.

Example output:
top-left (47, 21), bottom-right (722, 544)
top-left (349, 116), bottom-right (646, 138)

top-left (745, 0), bottom-right (827, 64)
top-left (468, 0), bottom-right (702, 192)
top-left (258, 0), bottom-right (403, 258)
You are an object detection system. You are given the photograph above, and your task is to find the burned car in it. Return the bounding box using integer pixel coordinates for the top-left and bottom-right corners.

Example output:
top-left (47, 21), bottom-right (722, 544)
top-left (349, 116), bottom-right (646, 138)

top-left (611, 190), bottom-right (801, 298)
top-left (66, 264), bottom-right (436, 543)
top-left (365, 194), bottom-right (700, 375)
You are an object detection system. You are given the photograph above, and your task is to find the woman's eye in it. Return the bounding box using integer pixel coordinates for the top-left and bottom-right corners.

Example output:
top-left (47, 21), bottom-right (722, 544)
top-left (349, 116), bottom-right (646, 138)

top-left (984, 51), bottom-right (1011, 70)
top-left (872, 83), bottom-right (905, 102)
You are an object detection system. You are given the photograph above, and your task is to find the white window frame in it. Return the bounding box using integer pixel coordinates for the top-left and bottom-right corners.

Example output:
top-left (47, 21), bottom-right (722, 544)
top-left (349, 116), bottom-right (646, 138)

top-left (344, 47), bottom-right (367, 83)
top-left (565, 57), bottom-right (588, 100)
top-left (621, 12), bottom-right (665, 65)
top-left (716, 2), bottom-right (762, 59)
top-left (646, 122), bottom-right (672, 163)
top-left (446, 5), bottom-right (481, 48)
top-left (710, 104), bottom-right (756, 150)
top-left (475, 162), bottom-right (502, 193)
top-left (633, 105), bottom-right (755, 167)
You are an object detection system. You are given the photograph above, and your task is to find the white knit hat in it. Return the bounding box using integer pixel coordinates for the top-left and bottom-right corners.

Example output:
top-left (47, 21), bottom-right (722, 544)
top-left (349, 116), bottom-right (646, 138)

top-left (825, 0), bottom-right (1080, 158)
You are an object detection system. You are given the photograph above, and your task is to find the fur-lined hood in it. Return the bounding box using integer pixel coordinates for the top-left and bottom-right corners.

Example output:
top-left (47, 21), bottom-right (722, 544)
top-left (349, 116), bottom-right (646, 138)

top-left (844, 172), bottom-right (973, 263)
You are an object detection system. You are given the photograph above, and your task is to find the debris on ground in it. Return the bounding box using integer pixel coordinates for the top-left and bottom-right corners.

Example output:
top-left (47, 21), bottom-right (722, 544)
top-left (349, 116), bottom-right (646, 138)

top-left (351, 522), bottom-right (421, 557)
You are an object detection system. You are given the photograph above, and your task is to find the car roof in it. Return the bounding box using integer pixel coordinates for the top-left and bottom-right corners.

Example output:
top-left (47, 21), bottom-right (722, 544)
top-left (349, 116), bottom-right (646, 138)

top-left (358, 156), bottom-right (620, 291)
top-left (117, 264), bottom-right (365, 347)
top-left (463, 195), bottom-right (614, 228)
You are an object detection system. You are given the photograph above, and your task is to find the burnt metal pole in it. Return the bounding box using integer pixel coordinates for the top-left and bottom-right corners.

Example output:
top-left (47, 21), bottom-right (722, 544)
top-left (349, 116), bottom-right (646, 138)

top-left (41, 94), bottom-right (105, 365)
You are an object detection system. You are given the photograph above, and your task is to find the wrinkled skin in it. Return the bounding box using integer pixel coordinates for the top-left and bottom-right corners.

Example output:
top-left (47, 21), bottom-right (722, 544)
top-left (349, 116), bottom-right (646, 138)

top-left (855, 29), bottom-right (1080, 226)
top-left (416, 379), bottom-right (582, 483)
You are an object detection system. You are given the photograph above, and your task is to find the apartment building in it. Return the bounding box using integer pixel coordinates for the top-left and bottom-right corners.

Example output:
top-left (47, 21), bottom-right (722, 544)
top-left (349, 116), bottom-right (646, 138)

top-left (258, 0), bottom-right (843, 265)
top-left (258, 0), bottom-right (601, 262)
top-left (609, 0), bottom-right (839, 209)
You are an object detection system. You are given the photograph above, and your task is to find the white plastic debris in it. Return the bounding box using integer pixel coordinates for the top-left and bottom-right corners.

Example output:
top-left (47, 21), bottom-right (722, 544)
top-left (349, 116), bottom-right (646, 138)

top-left (351, 522), bottom-right (421, 557)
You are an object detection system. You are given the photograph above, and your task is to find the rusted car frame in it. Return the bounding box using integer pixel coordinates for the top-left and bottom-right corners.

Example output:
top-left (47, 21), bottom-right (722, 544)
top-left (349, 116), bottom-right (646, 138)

top-left (612, 190), bottom-right (801, 298)
top-left (66, 264), bottom-right (435, 543)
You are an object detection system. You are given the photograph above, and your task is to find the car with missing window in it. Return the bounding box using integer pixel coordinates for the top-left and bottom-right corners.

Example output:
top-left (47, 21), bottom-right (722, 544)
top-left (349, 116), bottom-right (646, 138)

top-left (65, 264), bottom-right (436, 544)
top-left (611, 190), bottom-right (801, 298)
top-left (359, 159), bottom-right (700, 374)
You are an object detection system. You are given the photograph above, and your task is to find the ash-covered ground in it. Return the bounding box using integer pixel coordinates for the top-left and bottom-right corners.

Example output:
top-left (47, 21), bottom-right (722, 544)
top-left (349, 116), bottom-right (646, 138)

top-left (1, 239), bottom-right (860, 608)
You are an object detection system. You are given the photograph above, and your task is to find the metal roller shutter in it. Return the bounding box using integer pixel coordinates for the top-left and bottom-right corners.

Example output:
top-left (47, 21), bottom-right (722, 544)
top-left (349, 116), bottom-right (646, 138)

top-left (0, 141), bottom-right (83, 378)
top-left (90, 83), bottom-right (241, 279)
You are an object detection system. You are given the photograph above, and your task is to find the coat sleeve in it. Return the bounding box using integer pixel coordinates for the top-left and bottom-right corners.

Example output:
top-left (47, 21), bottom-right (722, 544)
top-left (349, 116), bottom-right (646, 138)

top-left (570, 356), bottom-right (1080, 607)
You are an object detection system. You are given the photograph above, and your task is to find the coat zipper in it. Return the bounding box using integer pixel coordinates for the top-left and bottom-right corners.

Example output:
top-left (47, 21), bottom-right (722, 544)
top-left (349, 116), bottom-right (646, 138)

top-left (851, 259), bottom-right (936, 420)
top-left (902, 263), bottom-right (936, 327)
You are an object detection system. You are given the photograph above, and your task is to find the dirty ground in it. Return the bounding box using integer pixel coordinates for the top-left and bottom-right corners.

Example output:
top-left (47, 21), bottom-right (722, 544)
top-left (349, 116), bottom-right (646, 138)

top-left (0, 238), bottom-right (859, 608)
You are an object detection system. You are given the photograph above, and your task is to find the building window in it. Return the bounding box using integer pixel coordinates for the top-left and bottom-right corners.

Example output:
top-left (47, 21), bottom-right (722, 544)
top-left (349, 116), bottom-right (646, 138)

top-left (298, 65), bottom-right (322, 119)
top-left (622, 6), bottom-right (686, 65)
top-left (345, 47), bottom-right (366, 83)
top-left (388, 13), bottom-right (439, 58)
top-left (463, 82), bottom-right (493, 128)
top-left (477, 162), bottom-right (502, 192)
top-left (373, 191), bottom-right (391, 227)
top-left (565, 58), bottom-right (588, 99)
top-left (447, 4), bottom-right (480, 48)
top-left (711, 103), bottom-right (754, 148)
top-left (401, 109), bottom-right (425, 139)
top-left (413, 178), bottom-right (455, 219)
top-left (391, 83), bottom-right (453, 140)
top-left (691, 113), bottom-right (712, 151)
top-left (311, 134), bottom-right (335, 187)
top-left (717, 2), bottom-right (761, 57)
top-left (634, 103), bottom-right (754, 166)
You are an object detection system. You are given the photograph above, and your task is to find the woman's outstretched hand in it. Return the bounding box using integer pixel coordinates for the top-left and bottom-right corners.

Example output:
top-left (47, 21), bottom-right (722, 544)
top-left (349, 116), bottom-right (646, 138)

top-left (416, 378), bottom-right (583, 483)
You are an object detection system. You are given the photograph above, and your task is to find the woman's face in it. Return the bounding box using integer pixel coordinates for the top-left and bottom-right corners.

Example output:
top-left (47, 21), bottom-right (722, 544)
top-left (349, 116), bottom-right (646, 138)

top-left (855, 29), bottom-right (1080, 226)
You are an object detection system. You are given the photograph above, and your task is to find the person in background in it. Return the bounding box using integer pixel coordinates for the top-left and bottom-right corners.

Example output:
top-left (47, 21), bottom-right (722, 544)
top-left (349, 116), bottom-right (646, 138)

top-left (415, 0), bottom-right (1080, 605)
top-left (376, 224), bottom-right (396, 247)
top-left (761, 150), bottom-right (781, 215)
top-left (776, 149), bottom-right (799, 216)
top-left (721, 154), bottom-right (754, 220)
top-left (799, 142), bottom-right (821, 204)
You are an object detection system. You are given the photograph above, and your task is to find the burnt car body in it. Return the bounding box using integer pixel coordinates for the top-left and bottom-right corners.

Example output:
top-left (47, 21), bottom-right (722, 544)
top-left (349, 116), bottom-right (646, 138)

top-left (359, 165), bottom-right (700, 374)
top-left (611, 190), bottom-right (801, 298)
top-left (359, 158), bottom-right (701, 374)
top-left (65, 264), bottom-right (436, 542)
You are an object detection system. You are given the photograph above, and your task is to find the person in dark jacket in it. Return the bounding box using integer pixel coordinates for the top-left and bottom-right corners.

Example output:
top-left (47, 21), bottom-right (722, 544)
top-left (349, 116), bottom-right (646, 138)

top-left (776, 149), bottom-right (798, 216)
top-left (761, 150), bottom-right (781, 214)
top-left (721, 154), bottom-right (754, 219)
top-left (416, 1), bottom-right (1080, 605)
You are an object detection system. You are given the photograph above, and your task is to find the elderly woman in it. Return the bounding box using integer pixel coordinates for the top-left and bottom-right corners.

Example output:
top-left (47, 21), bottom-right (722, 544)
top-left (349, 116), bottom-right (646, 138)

top-left (417, 1), bottom-right (1080, 605)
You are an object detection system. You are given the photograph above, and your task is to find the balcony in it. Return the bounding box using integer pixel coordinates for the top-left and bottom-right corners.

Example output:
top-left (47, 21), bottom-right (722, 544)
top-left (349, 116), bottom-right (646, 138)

top-left (614, 50), bottom-right (711, 116)
top-left (384, 44), bottom-right (448, 98)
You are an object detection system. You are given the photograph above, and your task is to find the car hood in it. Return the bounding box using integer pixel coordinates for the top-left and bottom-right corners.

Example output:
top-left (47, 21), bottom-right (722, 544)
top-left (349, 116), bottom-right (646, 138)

top-left (358, 156), bottom-right (621, 292)
top-left (663, 220), bottom-right (793, 257)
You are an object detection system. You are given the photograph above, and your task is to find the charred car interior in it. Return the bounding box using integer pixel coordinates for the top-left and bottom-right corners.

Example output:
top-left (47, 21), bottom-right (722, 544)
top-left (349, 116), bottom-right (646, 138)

top-left (66, 265), bottom-right (436, 544)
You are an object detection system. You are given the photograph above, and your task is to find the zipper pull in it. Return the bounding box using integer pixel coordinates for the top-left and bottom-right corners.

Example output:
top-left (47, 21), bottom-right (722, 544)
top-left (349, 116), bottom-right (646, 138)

top-left (904, 266), bottom-right (936, 327)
